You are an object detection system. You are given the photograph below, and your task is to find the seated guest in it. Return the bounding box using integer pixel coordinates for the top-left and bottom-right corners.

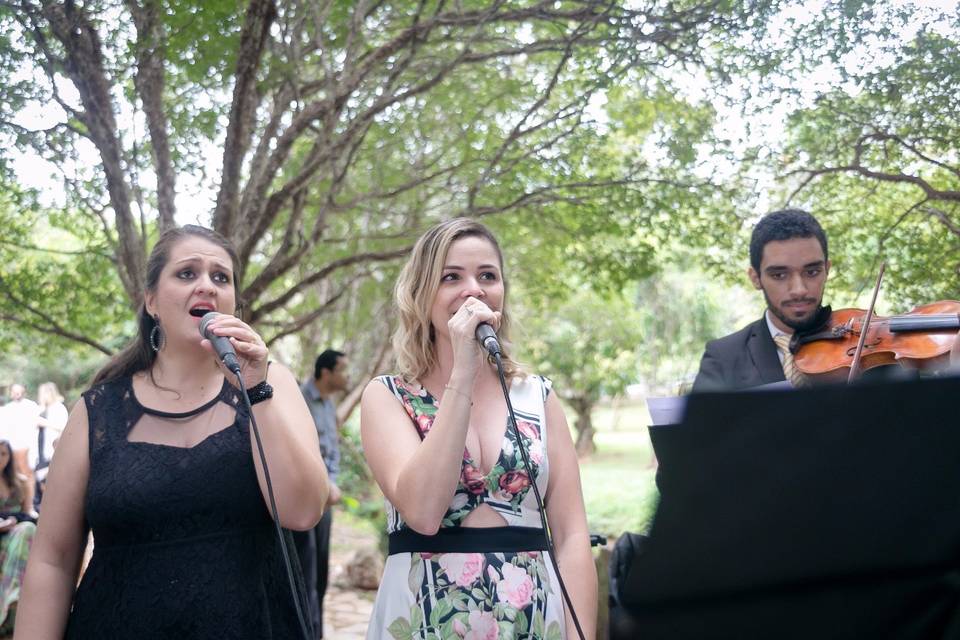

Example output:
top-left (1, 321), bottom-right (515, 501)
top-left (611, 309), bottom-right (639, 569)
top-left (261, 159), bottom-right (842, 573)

top-left (0, 439), bottom-right (37, 636)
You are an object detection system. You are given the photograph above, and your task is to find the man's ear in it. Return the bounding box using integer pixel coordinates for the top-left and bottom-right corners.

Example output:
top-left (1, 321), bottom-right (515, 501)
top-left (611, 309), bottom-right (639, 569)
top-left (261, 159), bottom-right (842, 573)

top-left (748, 266), bottom-right (762, 290)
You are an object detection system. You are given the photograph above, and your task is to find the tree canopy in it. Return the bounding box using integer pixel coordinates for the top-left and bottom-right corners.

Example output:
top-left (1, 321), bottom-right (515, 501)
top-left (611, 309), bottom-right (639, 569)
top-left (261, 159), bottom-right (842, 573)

top-left (1, 0), bottom-right (957, 399)
top-left (0, 0), bottom-right (779, 369)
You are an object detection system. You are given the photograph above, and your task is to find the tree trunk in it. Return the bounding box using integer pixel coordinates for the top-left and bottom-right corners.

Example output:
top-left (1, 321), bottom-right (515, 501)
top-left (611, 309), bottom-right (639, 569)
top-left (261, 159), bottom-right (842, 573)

top-left (572, 397), bottom-right (596, 457)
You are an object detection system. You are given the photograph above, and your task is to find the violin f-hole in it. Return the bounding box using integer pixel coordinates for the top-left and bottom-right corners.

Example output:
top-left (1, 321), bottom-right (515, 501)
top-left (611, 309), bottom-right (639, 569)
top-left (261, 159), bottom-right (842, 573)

top-left (846, 336), bottom-right (882, 356)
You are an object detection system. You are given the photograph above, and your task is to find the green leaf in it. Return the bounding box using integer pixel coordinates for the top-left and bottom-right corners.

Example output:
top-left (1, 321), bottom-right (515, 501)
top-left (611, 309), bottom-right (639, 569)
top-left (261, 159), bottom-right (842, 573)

top-left (387, 617), bottom-right (412, 640)
top-left (546, 620), bottom-right (563, 640)
top-left (514, 609), bottom-right (528, 633)
top-left (407, 559), bottom-right (425, 594)
top-left (532, 610), bottom-right (546, 637)
top-left (409, 606), bottom-right (423, 632)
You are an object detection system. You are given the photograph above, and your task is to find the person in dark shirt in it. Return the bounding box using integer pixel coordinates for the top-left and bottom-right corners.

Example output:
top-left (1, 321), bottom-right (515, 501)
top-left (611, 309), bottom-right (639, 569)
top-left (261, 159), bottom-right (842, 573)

top-left (295, 349), bottom-right (349, 638)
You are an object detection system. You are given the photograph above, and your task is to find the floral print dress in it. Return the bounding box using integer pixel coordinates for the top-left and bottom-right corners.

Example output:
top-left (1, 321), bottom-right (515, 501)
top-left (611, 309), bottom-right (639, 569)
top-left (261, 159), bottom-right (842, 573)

top-left (367, 375), bottom-right (565, 640)
top-left (0, 493), bottom-right (35, 633)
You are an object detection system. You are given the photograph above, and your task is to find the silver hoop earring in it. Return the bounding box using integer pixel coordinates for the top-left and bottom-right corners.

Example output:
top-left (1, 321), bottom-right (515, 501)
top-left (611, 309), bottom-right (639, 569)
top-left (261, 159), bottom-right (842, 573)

top-left (149, 315), bottom-right (165, 352)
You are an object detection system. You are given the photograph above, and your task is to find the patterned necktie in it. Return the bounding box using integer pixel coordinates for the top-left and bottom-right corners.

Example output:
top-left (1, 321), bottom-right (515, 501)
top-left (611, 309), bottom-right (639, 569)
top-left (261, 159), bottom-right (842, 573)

top-left (773, 334), bottom-right (807, 388)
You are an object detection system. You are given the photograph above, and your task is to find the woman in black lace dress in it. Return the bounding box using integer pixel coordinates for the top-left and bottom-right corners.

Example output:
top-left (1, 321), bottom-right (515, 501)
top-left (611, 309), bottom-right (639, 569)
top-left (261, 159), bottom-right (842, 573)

top-left (15, 225), bottom-right (329, 639)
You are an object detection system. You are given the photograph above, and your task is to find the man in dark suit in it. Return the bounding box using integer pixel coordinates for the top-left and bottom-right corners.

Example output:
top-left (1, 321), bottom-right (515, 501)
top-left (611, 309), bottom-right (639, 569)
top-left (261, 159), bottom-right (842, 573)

top-left (693, 210), bottom-right (830, 392)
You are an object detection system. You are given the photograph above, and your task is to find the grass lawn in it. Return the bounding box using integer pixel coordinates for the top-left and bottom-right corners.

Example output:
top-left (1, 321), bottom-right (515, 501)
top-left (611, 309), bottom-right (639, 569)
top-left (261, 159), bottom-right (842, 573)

top-left (577, 399), bottom-right (660, 539)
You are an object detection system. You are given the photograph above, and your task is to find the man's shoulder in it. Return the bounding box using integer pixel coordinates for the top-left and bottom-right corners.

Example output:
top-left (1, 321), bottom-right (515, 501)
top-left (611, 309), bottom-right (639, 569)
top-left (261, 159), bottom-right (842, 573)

top-left (705, 317), bottom-right (766, 352)
top-left (300, 379), bottom-right (320, 400)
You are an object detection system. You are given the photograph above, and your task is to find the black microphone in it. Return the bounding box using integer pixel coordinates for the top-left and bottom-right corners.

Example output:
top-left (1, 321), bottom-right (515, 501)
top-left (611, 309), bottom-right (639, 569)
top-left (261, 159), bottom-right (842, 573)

top-left (475, 322), bottom-right (502, 357)
top-left (199, 312), bottom-right (242, 374)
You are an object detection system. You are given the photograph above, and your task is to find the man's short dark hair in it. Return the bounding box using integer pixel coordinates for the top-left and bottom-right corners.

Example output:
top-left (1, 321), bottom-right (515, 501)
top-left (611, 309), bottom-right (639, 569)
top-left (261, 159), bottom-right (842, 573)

top-left (314, 349), bottom-right (345, 380)
top-left (750, 209), bottom-right (828, 272)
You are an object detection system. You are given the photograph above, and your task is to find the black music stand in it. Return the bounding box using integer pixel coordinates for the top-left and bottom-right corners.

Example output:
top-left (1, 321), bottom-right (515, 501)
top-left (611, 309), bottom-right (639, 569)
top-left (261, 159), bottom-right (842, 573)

top-left (613, 374), bottom-right (960, 640)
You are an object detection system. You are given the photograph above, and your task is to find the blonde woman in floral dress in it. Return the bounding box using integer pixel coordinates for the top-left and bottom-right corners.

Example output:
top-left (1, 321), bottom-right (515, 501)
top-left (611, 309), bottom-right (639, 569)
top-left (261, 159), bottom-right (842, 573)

top-left (361, 218), bottom-right (596, 640)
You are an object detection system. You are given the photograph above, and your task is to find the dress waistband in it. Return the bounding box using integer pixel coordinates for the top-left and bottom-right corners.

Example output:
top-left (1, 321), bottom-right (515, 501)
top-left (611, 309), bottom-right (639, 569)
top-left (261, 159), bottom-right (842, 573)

top-left (388, 525), bottom-right (549, 555)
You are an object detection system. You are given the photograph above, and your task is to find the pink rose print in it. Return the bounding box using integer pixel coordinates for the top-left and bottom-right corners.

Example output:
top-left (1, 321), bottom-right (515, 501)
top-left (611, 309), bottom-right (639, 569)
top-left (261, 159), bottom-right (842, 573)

top-left (527, 439), bottom-right (544, 466)
top-left (516, 419), bottom-right (540, 441)
top-left (498, 469), bottom-right (530, 496)
top-left (439, 553), bottom-right (484, 587)
top-left (487, 565), bottom-right (500, 583)
top-left (416, 413), bottom-right (434, 434)
top-left (496, 562), bottom-right (535, 609)
top-left (463, 610), bottom-right (499, 640)
top-left (461, 464), bottom-right (486, 495)
top-left (453, 618), bottom-right (468, 638)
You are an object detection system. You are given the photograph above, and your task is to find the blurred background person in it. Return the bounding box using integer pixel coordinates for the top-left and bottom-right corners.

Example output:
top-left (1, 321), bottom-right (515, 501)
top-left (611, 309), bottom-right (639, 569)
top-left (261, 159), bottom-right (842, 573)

top-left (32, 382), bottom-right (69, 511)
top-left (294, 348), bottom-right (349, 639)
top-left (34, 382), bottom-right (67, 470)
top-left (0, 385), bottom-right (38, 513)
top-left (0, 439), bottom-right (37, 637)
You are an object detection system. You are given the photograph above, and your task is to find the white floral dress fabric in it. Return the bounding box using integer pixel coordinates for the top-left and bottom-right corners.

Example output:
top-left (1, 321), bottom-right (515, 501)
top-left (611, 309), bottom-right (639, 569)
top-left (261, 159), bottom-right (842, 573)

top-left (366, 374), bottom-right (565, 640)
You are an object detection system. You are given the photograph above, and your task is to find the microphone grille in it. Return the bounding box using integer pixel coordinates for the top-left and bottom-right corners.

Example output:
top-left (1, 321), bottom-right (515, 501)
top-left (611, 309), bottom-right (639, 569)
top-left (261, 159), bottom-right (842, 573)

top-left (198, 311), bottom-right (221, 337)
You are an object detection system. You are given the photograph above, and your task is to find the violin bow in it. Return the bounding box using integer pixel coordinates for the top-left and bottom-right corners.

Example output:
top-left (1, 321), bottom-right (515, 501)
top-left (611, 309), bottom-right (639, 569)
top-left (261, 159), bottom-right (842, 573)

top-left (847, 261), bottom-right (886, 383)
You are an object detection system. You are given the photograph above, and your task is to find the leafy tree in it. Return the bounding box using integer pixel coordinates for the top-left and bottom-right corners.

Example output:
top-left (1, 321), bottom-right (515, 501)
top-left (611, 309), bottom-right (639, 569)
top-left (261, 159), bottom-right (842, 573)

top-left (632, 266), bottom-right (758, 392)
top-left (779, 17), bottom-right (960, 305)
top-left (675, 2), bottom-right (960, 306)
top-left (0, 0), bottom-right (782, 369)
top-left (518, 288), bottom-right (645, 456)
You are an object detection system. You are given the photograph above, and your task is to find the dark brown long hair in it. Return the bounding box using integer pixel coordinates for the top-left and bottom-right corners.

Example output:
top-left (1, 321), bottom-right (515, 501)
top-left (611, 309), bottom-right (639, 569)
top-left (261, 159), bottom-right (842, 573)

top-left (92, 225), bottom-right (243, 385)
top-left (0, 440), bottom-right (23, 505)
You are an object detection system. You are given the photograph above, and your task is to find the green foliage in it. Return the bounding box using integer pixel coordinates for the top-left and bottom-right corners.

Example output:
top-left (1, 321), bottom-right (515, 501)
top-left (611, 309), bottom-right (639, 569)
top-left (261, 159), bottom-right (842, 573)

top-left (517, 289), bottom-right (645, 407)
top-left (0, 184), bottom-right (130, 364)
top-left (753, 4), bottom-right (960, 306)
top-left (632, 265), bottom-right (758, 391)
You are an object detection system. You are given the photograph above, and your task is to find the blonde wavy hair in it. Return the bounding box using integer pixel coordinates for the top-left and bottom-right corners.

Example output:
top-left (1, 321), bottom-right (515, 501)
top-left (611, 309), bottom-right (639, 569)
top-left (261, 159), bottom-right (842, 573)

top-left (37, 382), bottom-right (64, 407)
top-left (393, 218), bottom-right (523, 383)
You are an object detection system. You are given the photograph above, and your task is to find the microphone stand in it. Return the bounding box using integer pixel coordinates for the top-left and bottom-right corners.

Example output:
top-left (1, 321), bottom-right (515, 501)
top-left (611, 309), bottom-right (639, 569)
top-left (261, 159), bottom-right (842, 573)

top-left (203, 312), bottom-right (311, 640)
top-left (230, 364), bottom-right (312, 640)
top-left (490, 351), bottom-right (587, 640)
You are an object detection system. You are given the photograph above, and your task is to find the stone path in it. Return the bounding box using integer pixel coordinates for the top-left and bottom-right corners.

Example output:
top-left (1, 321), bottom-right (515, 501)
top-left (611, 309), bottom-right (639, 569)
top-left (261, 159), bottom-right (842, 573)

top-left (322, 513), bottom-right (379, 639)
top-left (324, 583), bottom-right (376, 639)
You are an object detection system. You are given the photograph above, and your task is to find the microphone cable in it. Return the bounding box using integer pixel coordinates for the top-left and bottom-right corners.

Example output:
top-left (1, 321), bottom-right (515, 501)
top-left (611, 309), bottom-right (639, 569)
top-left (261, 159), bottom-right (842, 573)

top-left (491, 351), bottom-right (587, 640)
top-left (232, 367), bottom-right (312, 640)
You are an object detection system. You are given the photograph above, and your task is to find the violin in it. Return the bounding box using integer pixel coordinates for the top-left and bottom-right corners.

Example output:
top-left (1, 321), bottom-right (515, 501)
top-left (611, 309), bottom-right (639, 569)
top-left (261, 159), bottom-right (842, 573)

top-left (793, 301), bottom-right (960, 381)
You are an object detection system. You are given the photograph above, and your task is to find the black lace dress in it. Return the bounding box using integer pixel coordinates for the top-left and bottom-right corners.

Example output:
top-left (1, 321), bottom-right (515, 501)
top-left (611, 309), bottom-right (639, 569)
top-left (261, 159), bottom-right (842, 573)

top-left (65, 375), bottom-right (308, 639)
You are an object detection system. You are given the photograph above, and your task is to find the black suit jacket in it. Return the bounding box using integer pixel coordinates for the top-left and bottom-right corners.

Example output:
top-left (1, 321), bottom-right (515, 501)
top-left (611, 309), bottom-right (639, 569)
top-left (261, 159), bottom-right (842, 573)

top-left (691, 317), bottom-right (786, 392)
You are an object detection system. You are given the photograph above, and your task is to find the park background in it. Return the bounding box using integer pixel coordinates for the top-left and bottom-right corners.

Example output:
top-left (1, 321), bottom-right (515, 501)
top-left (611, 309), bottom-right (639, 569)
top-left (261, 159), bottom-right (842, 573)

top-left (0, 0), bottom-right (957, 595)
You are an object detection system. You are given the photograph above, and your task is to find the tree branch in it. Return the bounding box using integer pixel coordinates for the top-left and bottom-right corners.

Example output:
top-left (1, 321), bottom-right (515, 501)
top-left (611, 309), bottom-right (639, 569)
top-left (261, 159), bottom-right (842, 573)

top-left (262, 282), bottom-right (352, 347)
top-left (41, 1), bottom-right (145, 304)
top-left (247, 246), bottom-right (411, 323)
top-left (125, 0), bottom-right (177, 231)
top-left (788, 133), bottom-right (960, 203)
top-left (922, 205), bottom-right (960, 240)
top-left (0, 278), bottom-right (112, 355)
top-left (212, 0), bottom-right (277, 236)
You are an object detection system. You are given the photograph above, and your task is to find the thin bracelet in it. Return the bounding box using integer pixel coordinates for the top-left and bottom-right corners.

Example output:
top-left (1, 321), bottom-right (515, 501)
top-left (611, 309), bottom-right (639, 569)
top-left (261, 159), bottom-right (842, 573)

top-left (444, 384), bottom-right (473, 405)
